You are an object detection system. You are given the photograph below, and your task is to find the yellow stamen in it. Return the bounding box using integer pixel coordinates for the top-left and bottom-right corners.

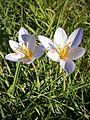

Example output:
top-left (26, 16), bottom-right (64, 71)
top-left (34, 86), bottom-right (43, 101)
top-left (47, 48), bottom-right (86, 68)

top-left (59, 43), bottom-right (69, 60)
top-left (14, 43), bottom-right (32, 60)
top-left (55, 42), bottom-right (73, 60)
top-left (20, 43), bottom-right (32, 60)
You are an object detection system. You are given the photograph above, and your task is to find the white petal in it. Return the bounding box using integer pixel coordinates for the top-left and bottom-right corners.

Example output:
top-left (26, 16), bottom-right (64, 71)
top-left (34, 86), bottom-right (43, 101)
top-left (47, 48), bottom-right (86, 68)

top-left (5, 53), bottom-right (23, 62)
top-left (19, 56), bottom-right (35, 64)
top-left (18, 27), bottom-right (29, 42)
top-left (34, 45), bottom-right (44, 59)
top-left (47, 49), bottom-right (60, 62)
top-left (9, 40), bottom-right (19, 51)
top-left (67, 47), bottom-right (85, 60)
top-left (60, 60), bottom-right (75, 73)
top-left (54, 27), bottom-right (67, 48)
top-left (38, 35), bottom-right (54, 50)
top-left (67, 28), bottom-right (83, 49)
top-left (27, 58), bottom-right (35, 64)
top-left (19, 27), bottom-right (29, 34)
top-left (27, 34), bottom-right (36, 53)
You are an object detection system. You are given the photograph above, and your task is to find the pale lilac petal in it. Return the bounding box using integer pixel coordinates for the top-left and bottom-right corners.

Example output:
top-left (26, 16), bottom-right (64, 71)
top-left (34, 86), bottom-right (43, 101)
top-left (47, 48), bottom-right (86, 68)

top-left (27, 58), bottom-right (35, 64)
top-left (54, 27), bottom-right (67, 48)
top-left (34, 45), bottom-right (44, 59)
top-left (38, 35), bottom-right (54, 50)
top-left (19, 34), bottom-right (36, 53)
top-left (21, 34), bottom-right (30, 43)
top-left (67, 47), bottom-right (85, 61)
top-left (60, 60), bottom-right (75, 73)
top-left (47, 50), bottom-right (60, 62)
top-left (67, 28), bottom-right (83, 49)
top-left (27, 34), bottom-right (36, 53)
top-left (5, 53), bottom-right (24, 62)
top-left (18, 27), bottom-right (29, 42)
top-left (19, 56), bottom-right (35, 64)
top-left (9, 40), bottom-right (19, 51)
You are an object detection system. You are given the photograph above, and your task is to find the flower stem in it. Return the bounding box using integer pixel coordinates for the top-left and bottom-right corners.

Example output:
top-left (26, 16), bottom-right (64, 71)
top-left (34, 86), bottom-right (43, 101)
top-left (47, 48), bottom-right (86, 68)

top-left (61, 69), bottom-right (65, 92)
top-left (8, 62), bottom-right (20, 95)
top-left (32, 62), bottom-right (40, 91)
top-left (63, 72), bottom-right (68, 92)
top-left (63, 77), bottom-right (66, 92)
top-left (13, 62), bottom-right (20, 93)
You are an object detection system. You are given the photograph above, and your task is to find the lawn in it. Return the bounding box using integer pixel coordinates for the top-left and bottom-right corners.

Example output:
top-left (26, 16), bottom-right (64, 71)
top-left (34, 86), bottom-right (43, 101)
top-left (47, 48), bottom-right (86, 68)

top-left (0, 0), bottom-right (90, 119)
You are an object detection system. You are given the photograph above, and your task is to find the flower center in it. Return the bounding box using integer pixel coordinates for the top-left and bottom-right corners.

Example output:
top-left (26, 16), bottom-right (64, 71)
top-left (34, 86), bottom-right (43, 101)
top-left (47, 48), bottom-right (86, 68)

top-left (15, 43), bottom-right (32, 60)
top-left (20, 43), bottom-right (32, 60)
top-left (59, 43), bottom-right (69, 60)
top-left (56, 43), bottom-right (72, 60)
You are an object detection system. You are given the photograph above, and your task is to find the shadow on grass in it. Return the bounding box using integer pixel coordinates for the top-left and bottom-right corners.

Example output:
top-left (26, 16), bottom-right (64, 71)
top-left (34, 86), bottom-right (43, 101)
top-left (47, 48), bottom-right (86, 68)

top-left (0, 28), bottom-right (11, 52)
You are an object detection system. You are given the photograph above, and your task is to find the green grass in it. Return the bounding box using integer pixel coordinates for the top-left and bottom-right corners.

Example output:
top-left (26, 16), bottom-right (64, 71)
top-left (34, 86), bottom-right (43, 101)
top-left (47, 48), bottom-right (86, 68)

top-left (0, 0), bottom-right (90, 119)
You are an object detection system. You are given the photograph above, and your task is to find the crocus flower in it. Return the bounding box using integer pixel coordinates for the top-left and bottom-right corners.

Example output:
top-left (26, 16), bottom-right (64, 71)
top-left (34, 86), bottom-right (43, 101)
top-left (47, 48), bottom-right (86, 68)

top-left (5, 27), bottom-right (44, 64)
top-left (38, 27), bottom-right (85, 73)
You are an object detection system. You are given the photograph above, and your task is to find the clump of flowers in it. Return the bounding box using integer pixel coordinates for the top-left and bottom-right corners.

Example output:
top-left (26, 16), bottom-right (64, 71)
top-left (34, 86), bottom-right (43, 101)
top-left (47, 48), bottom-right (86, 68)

top-left (38, 27), bottom-right (85, 73)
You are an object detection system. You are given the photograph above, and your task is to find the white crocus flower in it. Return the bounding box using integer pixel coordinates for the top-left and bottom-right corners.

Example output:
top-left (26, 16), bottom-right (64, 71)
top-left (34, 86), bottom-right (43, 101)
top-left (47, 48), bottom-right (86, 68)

top-left (5, 27), bottom-right (44, 64)
top-left (38, 27), bottom-right (85, 73)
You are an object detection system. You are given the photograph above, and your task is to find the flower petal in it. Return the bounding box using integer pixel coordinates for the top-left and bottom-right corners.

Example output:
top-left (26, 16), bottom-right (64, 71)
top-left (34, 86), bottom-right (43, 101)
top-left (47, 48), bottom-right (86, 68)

top-left (20, 34), bottom-right (36, 53)
top-left (54, 27), bottom-right (67, 48)
top-left (18, 27), bottom-right (29, 42)
top-left (67, 47), bottom-right (85, 60)
top-left (27, 58), bottom-right (35, 64)
top-left (34, 45), bottom-right (44, 59)
top-left (5, 53), bottom-right (23, 62)
top-left (47, 49), bottom-right (60, 62)
top-left (21, 34), bottom-right (30, 43)
top-left (38, 35), bottom-right (54, 50)
top-left (9, 40), bottom-right (19, 51)
top-left (60, 60), bottom-right (75, 73)
top-left (67, 28), bottom-right (83, 49)
top-left (19, 56), bottom-right (35, 64)
top-left (27, 34), bottom-right (36, 53)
